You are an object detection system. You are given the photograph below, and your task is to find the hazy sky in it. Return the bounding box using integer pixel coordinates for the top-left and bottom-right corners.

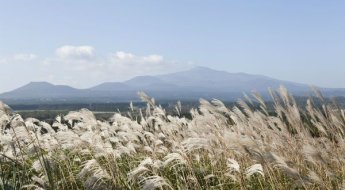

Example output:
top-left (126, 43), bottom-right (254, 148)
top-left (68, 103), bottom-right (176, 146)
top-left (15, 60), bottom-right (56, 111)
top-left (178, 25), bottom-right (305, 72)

top-left (0, 0), bottom-right (344, 92)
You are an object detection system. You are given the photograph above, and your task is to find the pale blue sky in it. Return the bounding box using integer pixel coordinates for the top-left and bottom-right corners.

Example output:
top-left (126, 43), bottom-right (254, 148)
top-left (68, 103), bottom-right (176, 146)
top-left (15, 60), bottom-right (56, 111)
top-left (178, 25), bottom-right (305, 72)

top-left (0, 1), bottom-right (344, 92)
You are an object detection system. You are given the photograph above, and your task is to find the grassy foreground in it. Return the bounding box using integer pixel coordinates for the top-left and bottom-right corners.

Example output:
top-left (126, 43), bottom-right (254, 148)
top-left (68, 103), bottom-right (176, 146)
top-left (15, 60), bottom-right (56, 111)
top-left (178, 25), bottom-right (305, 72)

top-left (1, 87), bottom-right (345, 190)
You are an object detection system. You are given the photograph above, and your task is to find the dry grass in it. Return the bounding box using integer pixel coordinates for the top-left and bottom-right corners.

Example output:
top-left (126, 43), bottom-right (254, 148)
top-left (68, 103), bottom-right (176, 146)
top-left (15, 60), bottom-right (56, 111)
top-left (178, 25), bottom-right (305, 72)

top-left (1, 87), bottom-right (345, 190)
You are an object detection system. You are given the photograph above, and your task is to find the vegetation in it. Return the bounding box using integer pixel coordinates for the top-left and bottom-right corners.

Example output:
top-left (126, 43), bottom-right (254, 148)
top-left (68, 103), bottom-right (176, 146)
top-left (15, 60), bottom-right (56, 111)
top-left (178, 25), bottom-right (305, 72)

top-left (1, 87), bottom-right (345, 189)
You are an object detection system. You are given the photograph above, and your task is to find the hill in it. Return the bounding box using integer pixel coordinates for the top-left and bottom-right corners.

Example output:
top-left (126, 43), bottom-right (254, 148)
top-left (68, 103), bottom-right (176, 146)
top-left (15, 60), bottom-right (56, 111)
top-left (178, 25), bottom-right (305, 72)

top-left (0, 67), bottom-right (344, 103)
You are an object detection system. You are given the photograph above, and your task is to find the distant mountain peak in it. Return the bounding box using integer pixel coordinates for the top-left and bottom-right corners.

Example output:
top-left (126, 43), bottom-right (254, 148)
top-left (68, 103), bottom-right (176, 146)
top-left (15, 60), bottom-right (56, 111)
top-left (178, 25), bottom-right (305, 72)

top-left (27, 81), bottom-right (54, 86)
top-left (190, 66), bottom-right (213, 71)
top-left (188, 66), bottom-right (222, 73)
top-left (18, 82), bottom-right (56, 90)
top-left (124, 75), bottom-right (163, 86)
top-left (0, 66), bottom-right (342, 103)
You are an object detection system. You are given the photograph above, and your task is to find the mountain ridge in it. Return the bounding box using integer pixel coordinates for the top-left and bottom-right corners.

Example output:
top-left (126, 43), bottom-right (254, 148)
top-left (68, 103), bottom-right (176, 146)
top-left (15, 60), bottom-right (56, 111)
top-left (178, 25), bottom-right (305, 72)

top-left (1, 67), bottom-right (344, 103)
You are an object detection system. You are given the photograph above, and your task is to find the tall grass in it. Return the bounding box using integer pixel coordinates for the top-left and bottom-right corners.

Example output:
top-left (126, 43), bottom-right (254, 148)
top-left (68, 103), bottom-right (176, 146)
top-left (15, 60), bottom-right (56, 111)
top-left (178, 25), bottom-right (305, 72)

top-left (1, 87), bottom-right (345, 189)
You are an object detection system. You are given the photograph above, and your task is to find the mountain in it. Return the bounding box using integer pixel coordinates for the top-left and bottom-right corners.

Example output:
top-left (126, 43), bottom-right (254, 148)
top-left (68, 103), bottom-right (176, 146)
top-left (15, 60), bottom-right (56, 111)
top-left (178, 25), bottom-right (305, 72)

top-left (89, 82), bottom-right (132, 91)
top-left (0, 82), bottom-right (83, 99)
top-left (0, 67), bottom-right (344, 103)
top-left (124, 76), bottom-right (181, 91)
top-left (156, 67), bottom-right (307, 92)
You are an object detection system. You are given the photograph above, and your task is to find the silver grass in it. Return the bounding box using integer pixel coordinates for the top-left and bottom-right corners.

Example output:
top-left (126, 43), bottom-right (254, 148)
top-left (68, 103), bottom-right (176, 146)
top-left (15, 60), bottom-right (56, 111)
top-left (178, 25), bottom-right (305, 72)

top-left (10, 114), bottom-right (25, 128)
top-left (138, 91), bottom-right (155, 107)
top-left (175, 101), bottom-right (182, 116)
top-left (52, 122), bottom-right (68, 132)
top-left (64, 109), bottom-right (97, 126)
top-left (0, 101), bottom-right (11, 115)
top-left (155, 146), bottom-right (169, 155)
top-left (237, 99), bottom-right (254, 118)
top-left (204, 174), bottom-right (216, 181)
top-left (114, 145), bottom-right (132, 157)
top-left (128, 166), bottom-right (150, 182)
top-left (158, 132), bottom-right (166, 140)
top-left (31, 175), bottom-right (45, 187)
top-left (181, 138), bottom-right (210, 153)
top-left (143, 146), bottom-right (153, 153)
top-left (154, 139), bottom-right (164, 147)
top-left (54, 131), bottom-right (81, 149)
top-left (78, 159), bottom-right (111, 189)
top-left (162, 152), bottom-right (187, 168)
top-left (39, 122), bottom-right (55, 134)
top-left (126, 141), bottom-right (137, 154)
top-left (130, 101), bottom-right (134, 112)
top-left (265, 152), bottom-right (300, 179)
top-left (12, 126), bottom-right (31, 142)
top-left (0, 133), bottom-right (12, 145)
top-left (139, 157), bottom-right (153, 167)
top-left (307, 170), bottom-right (322, 184)
top-left (21, 184), bottom-right (45, 190)
top-left (2, 88), bottom-right (345, 189)
top-left (0, 114), bottom-right (10, 130)
top-left (211, 99), bottom-right (230, 114)
top-left (245, 164), bottom-right (264, 178)
top-left (227, 158), bottom-right (240, 173)
top-left (140, 175), bottom-right (173, 190)
top-left (153, 106), bottom-right (166, 117)
top-left (32, 159), bottom-right (43, 172)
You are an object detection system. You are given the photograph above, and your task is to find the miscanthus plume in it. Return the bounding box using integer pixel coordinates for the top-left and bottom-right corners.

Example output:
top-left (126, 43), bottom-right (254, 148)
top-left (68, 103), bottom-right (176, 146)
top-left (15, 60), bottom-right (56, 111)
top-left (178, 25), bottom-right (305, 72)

top-left (1, 87), bottom-right (345, 189)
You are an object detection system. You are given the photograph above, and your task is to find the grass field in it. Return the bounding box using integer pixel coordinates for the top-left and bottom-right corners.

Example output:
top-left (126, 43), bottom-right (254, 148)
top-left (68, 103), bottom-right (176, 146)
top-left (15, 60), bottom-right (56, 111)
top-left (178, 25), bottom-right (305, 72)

top-left (1, 87), bottom-right (345, 189)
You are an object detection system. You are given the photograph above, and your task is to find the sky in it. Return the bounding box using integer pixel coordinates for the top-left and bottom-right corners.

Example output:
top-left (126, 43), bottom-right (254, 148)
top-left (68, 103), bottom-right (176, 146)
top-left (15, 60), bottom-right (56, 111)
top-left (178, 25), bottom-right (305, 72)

top-left (0, 0), bottom-right (344, 92)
